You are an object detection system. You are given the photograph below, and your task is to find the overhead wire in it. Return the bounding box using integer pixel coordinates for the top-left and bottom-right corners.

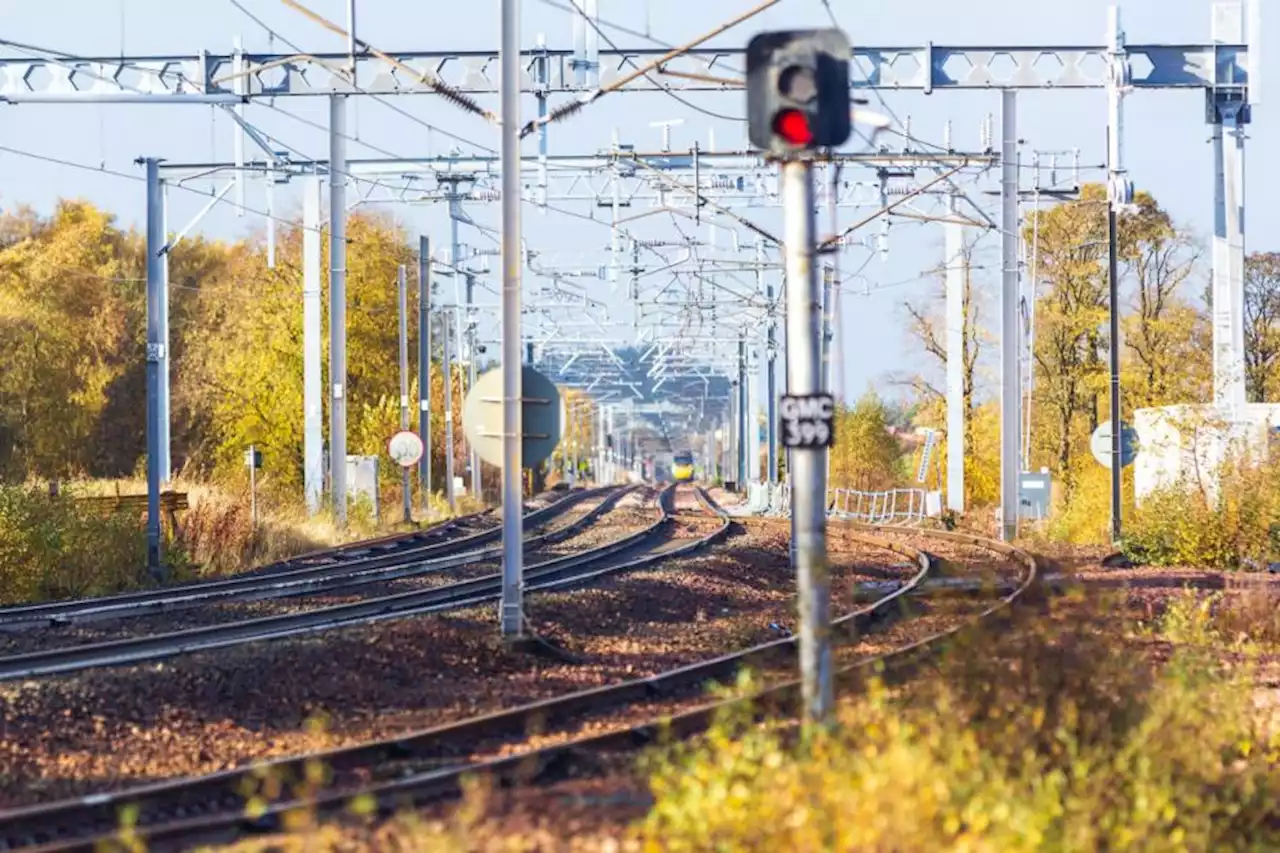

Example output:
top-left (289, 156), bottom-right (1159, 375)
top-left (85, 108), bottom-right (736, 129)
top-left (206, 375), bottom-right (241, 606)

top-left (276, 0), bottom-right (494, 121)
top-left (521, 0), bottom-right (782, 138)
top-left (558, 0), bottom-right (746, 123)
top-left (0, 33), bottom-right (668, 274)
top-left (0, 7), bottom-right (847, 387)
top-left (225, 0), bottom-right (498, 155)
top-left (0, 37), bottom-right (445, 212)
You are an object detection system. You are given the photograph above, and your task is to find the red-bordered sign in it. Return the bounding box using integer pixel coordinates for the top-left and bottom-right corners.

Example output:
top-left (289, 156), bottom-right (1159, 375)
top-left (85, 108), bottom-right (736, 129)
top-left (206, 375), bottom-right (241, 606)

top-left (388, 430), bottom-right (425, 467)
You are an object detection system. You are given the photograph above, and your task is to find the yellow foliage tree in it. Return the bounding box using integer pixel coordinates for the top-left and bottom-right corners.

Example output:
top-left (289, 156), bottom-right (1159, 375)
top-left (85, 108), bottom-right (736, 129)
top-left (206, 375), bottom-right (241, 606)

top-left (0, 200), bottom-right (145, 477)
top-left (828, 393), bottom-right (905, 492)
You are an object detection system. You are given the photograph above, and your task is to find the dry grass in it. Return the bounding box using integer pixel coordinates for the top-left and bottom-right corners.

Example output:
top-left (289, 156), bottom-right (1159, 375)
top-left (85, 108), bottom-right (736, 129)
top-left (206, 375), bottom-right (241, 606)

top-left (0, 477), bottom-right (480, 602)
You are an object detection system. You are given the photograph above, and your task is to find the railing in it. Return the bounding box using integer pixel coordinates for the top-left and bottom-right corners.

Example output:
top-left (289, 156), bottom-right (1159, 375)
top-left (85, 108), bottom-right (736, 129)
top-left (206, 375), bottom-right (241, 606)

top-left (828, 487), bottom-right (931, 525)
top-left (742, 481), bottom-right (938, 525)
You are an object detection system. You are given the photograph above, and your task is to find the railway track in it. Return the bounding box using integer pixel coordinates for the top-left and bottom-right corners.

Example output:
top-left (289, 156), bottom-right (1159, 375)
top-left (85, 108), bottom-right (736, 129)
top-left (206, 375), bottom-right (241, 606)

top-left (0, 484), bottom-right (725, 682)
top-left (0, 509), bottom-right (1036, 852)
top-left (0, 486), bottom-right (620, 631)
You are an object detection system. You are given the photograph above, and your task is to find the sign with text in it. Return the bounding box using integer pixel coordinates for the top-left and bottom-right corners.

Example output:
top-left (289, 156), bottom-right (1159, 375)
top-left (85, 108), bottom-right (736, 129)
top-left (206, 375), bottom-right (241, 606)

top-left (779, 393), bottom-right (835, 449)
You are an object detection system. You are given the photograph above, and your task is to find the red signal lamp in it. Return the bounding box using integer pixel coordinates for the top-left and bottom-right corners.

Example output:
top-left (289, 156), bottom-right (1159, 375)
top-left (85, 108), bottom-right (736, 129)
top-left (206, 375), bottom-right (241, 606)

top-left (772, 108), bottom-right (814, 146)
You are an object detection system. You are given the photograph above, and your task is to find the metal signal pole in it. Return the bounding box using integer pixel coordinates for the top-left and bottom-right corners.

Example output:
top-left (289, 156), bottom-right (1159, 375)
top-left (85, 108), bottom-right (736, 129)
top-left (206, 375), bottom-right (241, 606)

top-left (442, 306), bottom-right (457, 512)
top-left (499, 0), bottom-right (524, 638)
top-left (329, 94), bottom-right (350, 526)
top-left (144, 157), bottom-right (164, 579)
top-left (1107, 6), bottom-right (1129, 544)
top-left (398, 263), bottom-right (412, 524)
top-left (418, 237), bottom-right (432, 503)
top-left (782, 157), bottom-right (831, 722)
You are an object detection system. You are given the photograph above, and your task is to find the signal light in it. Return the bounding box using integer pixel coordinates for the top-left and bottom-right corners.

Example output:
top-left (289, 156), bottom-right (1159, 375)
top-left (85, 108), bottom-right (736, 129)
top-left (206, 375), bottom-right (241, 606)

top-left (746, 28), bottom-right (852, 156)
top-left (772, 109), bottom-right (814, 145)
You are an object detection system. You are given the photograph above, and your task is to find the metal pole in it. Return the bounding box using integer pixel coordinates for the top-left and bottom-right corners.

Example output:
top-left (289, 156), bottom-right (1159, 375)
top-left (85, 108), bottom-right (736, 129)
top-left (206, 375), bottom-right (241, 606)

top-left (945, 208), bottom-right (966, 514)
top-left (418, 237), bottom-right (432, 502)
top-left (249, 445), bottom-right (258, 529)
top-left (398, 264), bottom-right (412, 524)
top-left (303, 175), bottom-right (323, 515)
top-left (1107, 3), bottom-right (1126, 543)
top-left (144, 158), bottom-right (164, 580)
top-left (820, 265), bottom-right (833, 490)
top-left (737, 338), bottom-right (748, 485)
top-left (468, 276), bottom-right (481, 501)
top-left (999, 89), bottom-right (1020, 542)
top-left (1107, 205), bottom-right (1122, 541)
top-left (346, 0), bottom-right (357, 76)
top-left (748, 350), bottom-right (762, 483)
top-left (442, 307), bottom-right (456, 511)
top-left (329, 94), bottom-right (349, 526)
top-left (825, 159), bottom-right (845, 408)
top-left (821, 265), bottom-right (833, 392)
top-left (1209, 2), bottom-right (1248, 408)
top-left (499, 0), bottom-right (524, 638)
top-left (782, 158), bottom-right (831, 723)
top-left (765, 245), bottom-right (778, 485)
top-left (158, 181), bottom-right (171, 484)
top-left (449, 204), bottom-right (464, 378)
top-left (1211, 114), bottom-right (1247, 408)
top-left (728, 381), bottom-right (738, 486)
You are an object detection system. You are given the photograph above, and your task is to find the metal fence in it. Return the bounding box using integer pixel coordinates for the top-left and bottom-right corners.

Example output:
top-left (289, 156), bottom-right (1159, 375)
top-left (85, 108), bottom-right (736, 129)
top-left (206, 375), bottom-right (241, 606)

top-left (742, 481), bottom-right (936, 525)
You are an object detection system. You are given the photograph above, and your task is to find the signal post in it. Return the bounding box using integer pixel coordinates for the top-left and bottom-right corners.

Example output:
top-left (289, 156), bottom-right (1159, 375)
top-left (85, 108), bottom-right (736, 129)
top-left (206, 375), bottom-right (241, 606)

top-left (747, 28), bottom-right (849, 724)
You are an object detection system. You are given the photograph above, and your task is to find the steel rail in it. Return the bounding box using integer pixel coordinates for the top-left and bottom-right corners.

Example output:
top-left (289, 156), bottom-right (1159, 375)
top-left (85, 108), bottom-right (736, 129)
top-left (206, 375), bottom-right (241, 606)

top-left (0, 499), bottom-right (922, 852)
top-left (0, 487), bottom-right (618, 629)
top-left (0, 485), bottom-right (722, 682)
top-left (83, 522), bottom-right (1031, 853)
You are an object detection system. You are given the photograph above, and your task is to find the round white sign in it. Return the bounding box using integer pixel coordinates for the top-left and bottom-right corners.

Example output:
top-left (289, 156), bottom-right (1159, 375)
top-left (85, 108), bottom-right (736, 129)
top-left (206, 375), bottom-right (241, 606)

top-left (1089, 420), bottom-right (1138, 470)
top-left (388, 430), bottom-right (425, 468)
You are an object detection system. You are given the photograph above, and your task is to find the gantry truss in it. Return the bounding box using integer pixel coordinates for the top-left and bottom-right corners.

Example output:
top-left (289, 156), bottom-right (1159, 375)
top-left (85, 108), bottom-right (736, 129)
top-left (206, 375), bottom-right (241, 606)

top-left (0, 42), bottom-right (1246, 100)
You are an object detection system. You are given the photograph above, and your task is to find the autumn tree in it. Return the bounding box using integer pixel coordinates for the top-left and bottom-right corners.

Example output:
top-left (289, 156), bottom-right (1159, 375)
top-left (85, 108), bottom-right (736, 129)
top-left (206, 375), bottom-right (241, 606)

top-left (1023, 184), bottom-right (1110, 494)
top-left (0, 197), bottom-right (489, 509)
top-left (901, 230), bottom-right (986, 421)
top-left (828, 392), bottom-right (904, 492)
top-left (1243, 251), bottom-right (1280, 402)
top-left (1119, 197), bottom-right (1208, 408)
top-left (0, 200), bottom-right (145, 478)
top-left (899, 228), bottom-right (991, 506)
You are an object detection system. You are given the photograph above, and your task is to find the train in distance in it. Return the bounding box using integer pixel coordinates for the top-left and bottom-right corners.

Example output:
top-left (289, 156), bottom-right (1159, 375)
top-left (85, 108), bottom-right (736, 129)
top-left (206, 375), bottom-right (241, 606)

top-left (636, 448), bottom-right (698, 483)
top-left (672, 450), bottom-right (695, 483)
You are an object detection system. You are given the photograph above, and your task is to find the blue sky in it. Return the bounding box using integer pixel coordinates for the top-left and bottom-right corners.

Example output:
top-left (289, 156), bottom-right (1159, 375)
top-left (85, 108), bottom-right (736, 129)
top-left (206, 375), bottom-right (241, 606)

top-left (0, 0), bottom-right (1271, 406)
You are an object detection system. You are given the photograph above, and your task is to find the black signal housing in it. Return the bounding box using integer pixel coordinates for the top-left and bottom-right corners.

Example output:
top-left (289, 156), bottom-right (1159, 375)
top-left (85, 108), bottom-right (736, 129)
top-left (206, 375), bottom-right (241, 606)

top-left (746, 28), bottom-right (852, 156)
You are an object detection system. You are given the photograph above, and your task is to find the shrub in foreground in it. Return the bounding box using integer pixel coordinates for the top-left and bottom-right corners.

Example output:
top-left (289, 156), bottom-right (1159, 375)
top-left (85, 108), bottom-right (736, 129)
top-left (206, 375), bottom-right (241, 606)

top-left (638, 599), bottom-right (1280, 851)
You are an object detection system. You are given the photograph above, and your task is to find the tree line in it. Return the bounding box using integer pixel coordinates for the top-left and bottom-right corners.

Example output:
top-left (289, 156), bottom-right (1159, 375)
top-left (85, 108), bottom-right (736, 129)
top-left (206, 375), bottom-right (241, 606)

top-left (0, 199), bottom-right (605, 502)
top-left (4, 187), bottom-right (1277, 532)
top-left (896, 182), bottom-right (1280, 538)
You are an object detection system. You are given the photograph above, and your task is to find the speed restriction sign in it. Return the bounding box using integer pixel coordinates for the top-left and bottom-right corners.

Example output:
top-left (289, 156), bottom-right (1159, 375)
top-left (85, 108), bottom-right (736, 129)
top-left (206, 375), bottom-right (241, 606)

top-left (779, 393), bottom-right (835, 449)
top-left (388, 430), bottom-right (425, 468)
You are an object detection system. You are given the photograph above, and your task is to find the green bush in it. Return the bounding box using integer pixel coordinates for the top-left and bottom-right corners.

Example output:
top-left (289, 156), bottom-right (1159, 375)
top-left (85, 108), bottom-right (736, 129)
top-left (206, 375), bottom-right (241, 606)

top-left (0, 484), bottom-right (170, 603)
top-left (1122, 458), bottom-right (1280, 569)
